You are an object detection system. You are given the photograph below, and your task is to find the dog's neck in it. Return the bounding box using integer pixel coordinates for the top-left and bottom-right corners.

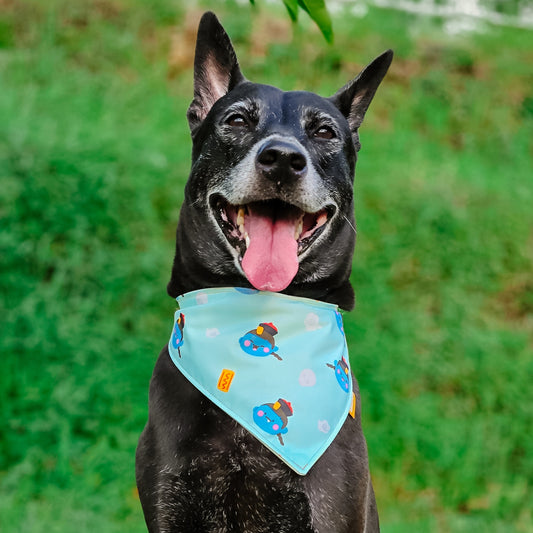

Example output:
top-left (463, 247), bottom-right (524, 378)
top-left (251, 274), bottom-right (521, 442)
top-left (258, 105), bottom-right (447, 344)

top-left (167, 269), bottom-right (355, 311)
top-left (166, 225), bottom-right (355, 310)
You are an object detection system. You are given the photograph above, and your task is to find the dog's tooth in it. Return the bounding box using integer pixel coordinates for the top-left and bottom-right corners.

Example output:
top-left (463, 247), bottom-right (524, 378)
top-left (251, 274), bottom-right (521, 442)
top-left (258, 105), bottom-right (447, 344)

top-left (245, 233), bottom-right (250, 248)
top-left (237, 207), bottom-right (245, 227)
top-left (295, 219), bottom-right (303, 240)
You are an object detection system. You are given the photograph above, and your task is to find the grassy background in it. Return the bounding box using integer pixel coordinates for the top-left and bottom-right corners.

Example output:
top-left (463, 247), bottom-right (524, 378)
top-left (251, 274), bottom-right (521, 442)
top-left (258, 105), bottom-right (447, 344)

top-left (1, 0), bottom-right (532, 531)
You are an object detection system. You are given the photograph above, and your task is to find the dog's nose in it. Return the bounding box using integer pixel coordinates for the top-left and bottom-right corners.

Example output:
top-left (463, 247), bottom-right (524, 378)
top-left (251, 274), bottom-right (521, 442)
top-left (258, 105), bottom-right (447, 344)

top-left (256, 140), bottom-right (308, 184)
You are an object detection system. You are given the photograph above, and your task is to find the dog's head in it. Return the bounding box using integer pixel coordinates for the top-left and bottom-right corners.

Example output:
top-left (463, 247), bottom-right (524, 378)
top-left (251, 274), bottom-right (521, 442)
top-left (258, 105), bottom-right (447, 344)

top-left (168, 12), bottom-right (392, 310)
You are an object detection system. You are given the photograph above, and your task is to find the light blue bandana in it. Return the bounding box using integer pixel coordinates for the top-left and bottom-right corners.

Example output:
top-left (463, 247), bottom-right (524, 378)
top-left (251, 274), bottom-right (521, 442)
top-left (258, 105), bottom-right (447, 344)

top-left (168, 287), bottom-right (354, 475)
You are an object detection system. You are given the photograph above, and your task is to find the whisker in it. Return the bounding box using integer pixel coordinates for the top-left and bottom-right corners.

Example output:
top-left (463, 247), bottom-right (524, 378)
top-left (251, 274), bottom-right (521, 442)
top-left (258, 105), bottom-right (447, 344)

top-left (342, 214), bottom-right (357, 235)
top-left (188, 197), bottom-right (202, 208)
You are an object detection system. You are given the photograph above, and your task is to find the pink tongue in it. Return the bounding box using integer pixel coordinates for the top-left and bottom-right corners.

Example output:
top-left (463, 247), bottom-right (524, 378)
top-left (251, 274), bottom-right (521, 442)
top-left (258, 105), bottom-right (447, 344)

top-left (241, 211), bottom-right (299, 292)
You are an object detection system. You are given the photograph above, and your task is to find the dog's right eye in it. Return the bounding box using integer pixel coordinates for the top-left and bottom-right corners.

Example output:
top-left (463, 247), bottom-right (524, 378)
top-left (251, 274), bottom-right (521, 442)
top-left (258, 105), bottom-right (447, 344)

top-left (225, 114), bottom-right (248, 128)
top-left (314, 126), bottom-right (336, 140)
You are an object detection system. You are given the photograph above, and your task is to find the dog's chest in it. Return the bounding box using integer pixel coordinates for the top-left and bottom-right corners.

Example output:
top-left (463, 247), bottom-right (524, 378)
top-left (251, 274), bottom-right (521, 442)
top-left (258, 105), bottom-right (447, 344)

top-left (158, 421), bottom-right (316, 532)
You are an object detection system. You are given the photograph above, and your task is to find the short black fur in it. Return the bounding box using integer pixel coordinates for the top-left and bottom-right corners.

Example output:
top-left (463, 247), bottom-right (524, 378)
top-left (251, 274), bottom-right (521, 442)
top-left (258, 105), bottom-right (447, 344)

top-left (137, 12), bottom-right (392, 532)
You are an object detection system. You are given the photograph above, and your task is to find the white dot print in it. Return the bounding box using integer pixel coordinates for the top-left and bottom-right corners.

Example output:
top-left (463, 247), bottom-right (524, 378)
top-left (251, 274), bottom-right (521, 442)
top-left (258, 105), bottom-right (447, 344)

top-left (304, 312), bottom-right (321, 331)
top-left (196, 292), bottom-right (208, 305)
top-left (299, 369), bottom-right (317, 387)
top-left (317, 420), bottom-right (330, 433)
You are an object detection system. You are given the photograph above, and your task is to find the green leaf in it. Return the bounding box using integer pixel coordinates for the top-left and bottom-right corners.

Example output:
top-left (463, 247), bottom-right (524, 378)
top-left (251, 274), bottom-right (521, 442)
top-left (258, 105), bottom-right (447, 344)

top-left (249, 0), bottom-right (256, 5)
top-left (282, 0), bottom-right (299, 22)
top-left (298, 0), bottom-right (334, 43)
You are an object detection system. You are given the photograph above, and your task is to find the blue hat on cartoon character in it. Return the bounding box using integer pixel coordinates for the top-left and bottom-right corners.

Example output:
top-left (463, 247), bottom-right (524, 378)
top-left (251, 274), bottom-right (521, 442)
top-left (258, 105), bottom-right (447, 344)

top-left (253, 398), bottom-right (293, 445)
top-left (239, 322), bottom-right (281, 360)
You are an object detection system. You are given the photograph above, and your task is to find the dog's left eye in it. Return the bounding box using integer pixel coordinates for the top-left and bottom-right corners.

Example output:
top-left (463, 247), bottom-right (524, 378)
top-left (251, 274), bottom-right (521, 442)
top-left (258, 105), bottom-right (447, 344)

top-left (226, 114), bottom-right (248, 128)
top-left (314, 126), bottom-right (336, 140)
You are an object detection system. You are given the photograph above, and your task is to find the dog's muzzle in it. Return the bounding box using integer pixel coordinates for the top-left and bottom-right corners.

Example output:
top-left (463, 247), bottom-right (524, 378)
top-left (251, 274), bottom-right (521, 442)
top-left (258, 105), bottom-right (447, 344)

top-left (210, 195), bottom-right (335, 292)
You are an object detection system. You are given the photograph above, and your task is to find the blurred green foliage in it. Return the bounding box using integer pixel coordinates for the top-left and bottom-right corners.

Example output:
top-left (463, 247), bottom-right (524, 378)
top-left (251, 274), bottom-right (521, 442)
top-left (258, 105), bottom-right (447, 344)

top-left (1, 0), bottom-right (532, 531)
top-left (279, 0), bottom-right (334, 43)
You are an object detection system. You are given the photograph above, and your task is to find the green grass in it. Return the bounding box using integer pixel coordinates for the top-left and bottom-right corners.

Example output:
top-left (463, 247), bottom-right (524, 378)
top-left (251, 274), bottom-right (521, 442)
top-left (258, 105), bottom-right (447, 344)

top-left (1, 1), bottom-right (532, 531)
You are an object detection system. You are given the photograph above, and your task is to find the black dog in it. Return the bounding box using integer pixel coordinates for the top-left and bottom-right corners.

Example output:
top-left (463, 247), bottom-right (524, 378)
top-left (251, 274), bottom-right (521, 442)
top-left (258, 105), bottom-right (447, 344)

top-left (136, 12), bottom-right (392, 532)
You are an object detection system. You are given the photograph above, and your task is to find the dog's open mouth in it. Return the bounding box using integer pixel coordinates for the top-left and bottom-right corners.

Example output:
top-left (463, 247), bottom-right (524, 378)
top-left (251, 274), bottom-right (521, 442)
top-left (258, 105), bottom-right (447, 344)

top-left (210, 195), bottom-right (334, 292)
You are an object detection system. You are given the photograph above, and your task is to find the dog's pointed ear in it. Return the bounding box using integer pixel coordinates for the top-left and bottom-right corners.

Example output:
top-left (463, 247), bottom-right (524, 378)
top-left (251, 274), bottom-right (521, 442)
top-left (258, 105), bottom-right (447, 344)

top-left (187, 12), bottom-right (246, 134)
top-left (330, 49), bottom-right (393, 150)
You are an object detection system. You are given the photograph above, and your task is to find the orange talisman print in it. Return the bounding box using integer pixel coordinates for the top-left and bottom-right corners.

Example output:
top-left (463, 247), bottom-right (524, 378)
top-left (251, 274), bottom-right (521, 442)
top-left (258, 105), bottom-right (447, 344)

top-left (349, 393), bottom-right (357, 419)
top-left (217, 369), bottom-right (235, 392)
